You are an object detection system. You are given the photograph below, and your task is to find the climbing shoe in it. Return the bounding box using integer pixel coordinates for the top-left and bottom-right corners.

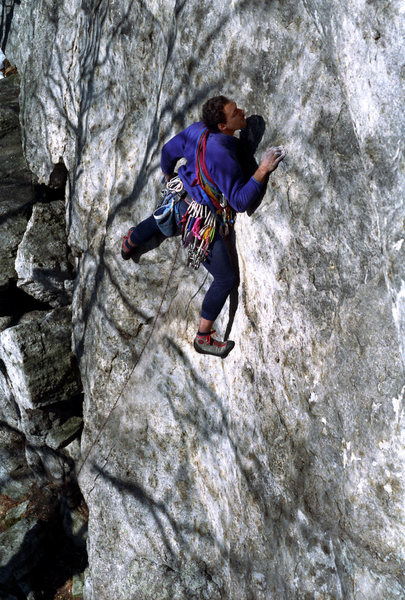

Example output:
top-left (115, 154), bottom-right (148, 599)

top-left (121, 227), bottom-right (137, 260)
top-left (193, 331), bottom-right (235, 359)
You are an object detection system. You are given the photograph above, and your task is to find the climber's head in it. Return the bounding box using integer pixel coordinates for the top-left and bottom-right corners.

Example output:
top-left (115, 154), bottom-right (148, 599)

top-left (202, 96), bottom-right (247, 135)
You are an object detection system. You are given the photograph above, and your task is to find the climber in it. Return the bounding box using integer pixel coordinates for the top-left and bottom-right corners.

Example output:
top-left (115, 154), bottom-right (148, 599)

top-left (121, 95), bottom-right (285, 358)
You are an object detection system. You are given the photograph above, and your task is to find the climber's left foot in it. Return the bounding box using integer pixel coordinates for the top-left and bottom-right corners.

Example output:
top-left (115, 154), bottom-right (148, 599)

top-left (121, 227), bottom-right (137, 260)
top-left (193, 331), bottom-right (235, 359)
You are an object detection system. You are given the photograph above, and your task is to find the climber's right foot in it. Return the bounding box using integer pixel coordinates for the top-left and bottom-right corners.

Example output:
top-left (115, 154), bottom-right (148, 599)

top-left (193, 331), bottom-right (235, 359)
top-left (121, 227), bottom-right (137, 260)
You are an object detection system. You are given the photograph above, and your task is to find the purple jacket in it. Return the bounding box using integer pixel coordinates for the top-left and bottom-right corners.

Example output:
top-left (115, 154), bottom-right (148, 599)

top-left (161, 122), bottom-right (263, 213)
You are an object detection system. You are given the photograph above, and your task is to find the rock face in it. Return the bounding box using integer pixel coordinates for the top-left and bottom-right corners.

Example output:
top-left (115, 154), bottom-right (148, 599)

top-left (3, 1), bottom-right (405, 599)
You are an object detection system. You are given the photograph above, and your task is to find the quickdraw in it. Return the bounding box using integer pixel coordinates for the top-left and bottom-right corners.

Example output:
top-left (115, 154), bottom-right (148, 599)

top-left (154, 176), bottom-right (188, 237)
top-left (180, 201), bottom-right (216, 269)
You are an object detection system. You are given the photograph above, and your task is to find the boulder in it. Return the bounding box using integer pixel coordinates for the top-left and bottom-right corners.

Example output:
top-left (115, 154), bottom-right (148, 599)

top-left (0, 74), bottom-right (34, 286)
top-left (0, 307), bottom-right (81, 410)
top-left (0, 422), bottom-right (31, 499)
top-left (0, 482), bottom-right (86, 598)
top-left (45, 415), bottom-right (82, 450)
top-left (0, 317), bottom-right (13, 332)
top-left (4, 499), bottom-right (30, 528)
top-left (0, 366), bottom-right (20, 430)
top-left (15, 201), bottom-right (75, 307)
top-left (0, 518), bottom-right (45, 583)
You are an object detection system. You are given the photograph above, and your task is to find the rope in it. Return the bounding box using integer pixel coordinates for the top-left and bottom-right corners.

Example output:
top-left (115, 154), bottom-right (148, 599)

top-left (76, 243), bottom-right (181, 479)
top-left (183, 271), bottom-right (208, 335)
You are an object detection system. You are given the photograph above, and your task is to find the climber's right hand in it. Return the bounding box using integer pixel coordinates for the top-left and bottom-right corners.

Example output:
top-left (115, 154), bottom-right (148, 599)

top-left (260, 146), bottom-right (286, 173)
top-left (253, 146), bottom-right (286, 183)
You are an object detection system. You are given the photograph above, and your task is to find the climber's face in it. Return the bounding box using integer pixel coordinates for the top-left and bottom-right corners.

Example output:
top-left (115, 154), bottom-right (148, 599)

top-left (218, 101), bottom-right (247, 135)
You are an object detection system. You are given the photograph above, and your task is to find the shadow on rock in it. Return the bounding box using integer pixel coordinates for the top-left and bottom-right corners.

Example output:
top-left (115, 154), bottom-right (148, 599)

top-left (0, 480), bottom-right (88, 599)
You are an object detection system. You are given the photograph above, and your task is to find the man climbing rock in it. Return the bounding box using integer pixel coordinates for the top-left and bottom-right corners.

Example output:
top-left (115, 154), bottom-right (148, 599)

top-left (121, 95), bottom-right (285, 358)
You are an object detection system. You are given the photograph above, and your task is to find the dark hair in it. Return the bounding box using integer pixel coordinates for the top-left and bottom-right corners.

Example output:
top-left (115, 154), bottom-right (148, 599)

top-left (202, 95), bottom-right (230, 132)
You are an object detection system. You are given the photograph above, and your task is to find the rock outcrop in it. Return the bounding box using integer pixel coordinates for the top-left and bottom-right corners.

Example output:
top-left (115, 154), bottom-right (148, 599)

top-left (0, 73), bottom-right (33, 288)
top-left (2, 1), bottom-right (405, 599)
top-left (0, 73), bottom-right (87, 598)
top-left (15, 200), bottom-right (75, 307)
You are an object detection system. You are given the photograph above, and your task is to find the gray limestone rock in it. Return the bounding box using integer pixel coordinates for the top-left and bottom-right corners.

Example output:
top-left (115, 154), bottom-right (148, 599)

top-left (61, 497), bottom-right (88, 550)
top-left (72, 573), bottom-right (85, 598)
top-left (15, 401), bottom-right (82, 450)
top-left (0, 316), bottom-right (13, 332)
top-left (3, 0), bottom-right (405, 599)
top-left (63, 438), bottom-right (81, 463)
top-left (0, 74), bottom-right (34, 286)
top-left (15, 201), bottom-right (75, 307)
top-left (0, 307), bottom-right (81, 410)
top-left (4, 500), bottom-right (30, 528)
top-left (1, 350), bottom-right (83, 457)
top-left (45, 415), bottom-right (83, 450)
top-left (28, 445), bottom-right (72, 482)
top-left (0, 422), bottom-right (31, 499)
top-left (0, 518), bottom-right (45, 582)
top-left (0, 364), bottom-right (20, 430)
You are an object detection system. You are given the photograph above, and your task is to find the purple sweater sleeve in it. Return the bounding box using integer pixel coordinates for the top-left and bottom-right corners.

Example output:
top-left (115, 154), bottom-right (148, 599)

top-left (161, 130), bottom-right (188, 175)
top-left (208, 145), bottom-right (263, 213)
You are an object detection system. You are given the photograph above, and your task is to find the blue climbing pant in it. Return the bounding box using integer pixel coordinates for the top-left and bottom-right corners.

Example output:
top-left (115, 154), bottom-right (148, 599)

top-left (129, 199), bottom-right (238, 322)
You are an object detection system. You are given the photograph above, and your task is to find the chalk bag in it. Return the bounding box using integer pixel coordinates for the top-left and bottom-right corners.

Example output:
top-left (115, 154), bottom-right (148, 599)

top-left (153, 176), bottom-right (186, 237)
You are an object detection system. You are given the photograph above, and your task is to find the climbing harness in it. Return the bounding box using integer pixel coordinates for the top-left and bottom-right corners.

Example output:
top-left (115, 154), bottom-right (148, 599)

top-left (180, 128), bottom-right (236, 269)
top-left (153, 175), bottom-right (188, 237)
